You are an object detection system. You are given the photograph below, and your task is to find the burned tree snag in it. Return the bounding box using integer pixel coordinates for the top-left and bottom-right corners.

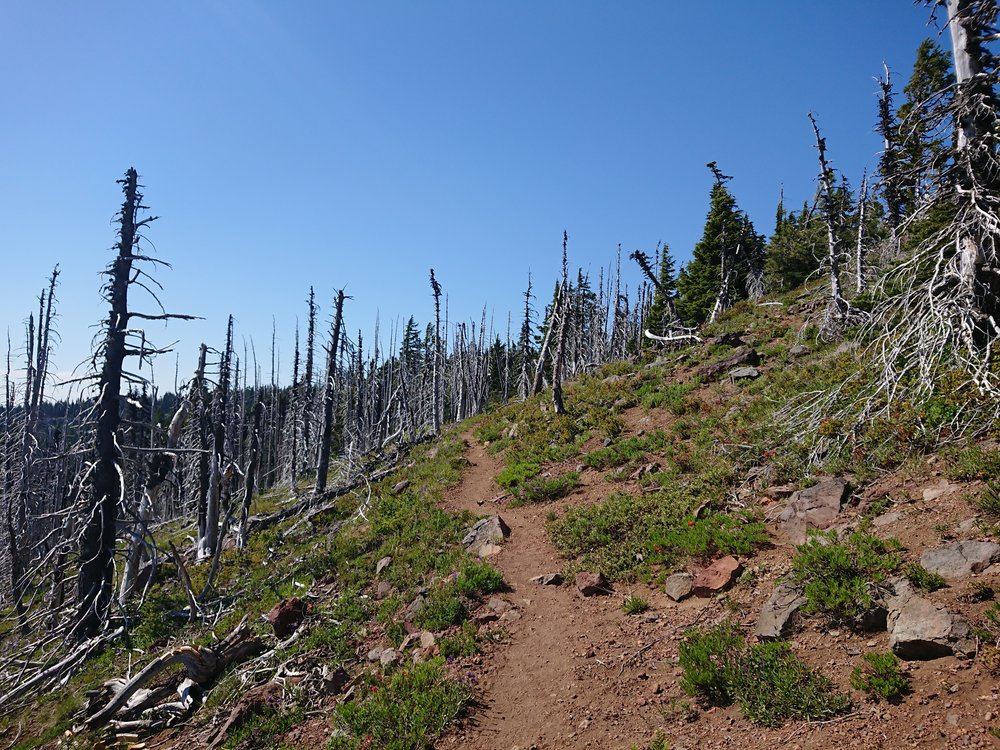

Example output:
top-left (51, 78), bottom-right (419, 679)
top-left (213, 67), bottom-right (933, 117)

top-left (315, 290), bottom-right (345, 495)
top-left (429, 270), bottom-right (443, 435)
top-left (77, 169), bottom-right (149, 638)
top-left (808, 113), bottom-right (852, 329)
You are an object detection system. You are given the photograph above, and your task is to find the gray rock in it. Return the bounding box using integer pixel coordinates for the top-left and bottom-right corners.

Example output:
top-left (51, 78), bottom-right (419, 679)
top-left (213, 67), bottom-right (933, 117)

top-left (755, 581), bottom-right (807, 640)
top-left (889, 596), bottom-right (976, 660)
top-left (379, 648), bottom-right (399, 667)
top-left (531, 573), bottom-right (564, 586)
top-left (777, 478), bottom-right (850, 545)
top-left (789, 344), bottom-right (810, 357)
top-left (872, 511), bottom-right (902, 528)
top-left (920, 540), bottom-right (1000, 579)
top-left (375, 556), bottom-right (392, 576)
top-left (664, 572), bottom-right (694, 602)
top-left (462, 514), bottom-right (511, 554)
top-left (405, 594), bottom-right (426, 620)
top-left (696, 346), bottom-right (760, 380)
top-left (575, 571), bottom-right (609, 597)
top-left (922, 480), bottom-right (957, 502)
top-left (392, 479), bottom-right (410, 495)
top-left (729, 366), bottom-right (761, 381)
top-left (477, 543), bottom-right (503, 558)
top-left (367, 647), bottom-right (382, 662)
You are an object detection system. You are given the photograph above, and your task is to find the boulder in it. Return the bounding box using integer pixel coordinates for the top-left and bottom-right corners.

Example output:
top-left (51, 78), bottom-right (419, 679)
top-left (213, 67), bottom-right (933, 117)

top-left (266, 597), bottom-right (309, 638)
top-left (729, 366), bottom-right (760, 381)
top-left (692, 557), bottom-right (743, 597)
top-left (477, 543), bottom-right (503, 558)
top-left (462, 515), bottom-right (511, 555)
top-left (755, 581), bottom-right (807, 640)
top-left (530, 573), bottom-right (564, 586)
top-left (664, 572), bottom-right (694, 602)
top-left (889, 595), bottom-right (976, 660)
top-left (920, 540), bottom-right (1000, 579)
top-left (777, 478), bottom-right (849, 544)
top-left (575, 571), bottom-right (609, 597)
top-left (696, 346), bottom-right (760, 380)
top-left (705, 332), bottom-right (747, 348)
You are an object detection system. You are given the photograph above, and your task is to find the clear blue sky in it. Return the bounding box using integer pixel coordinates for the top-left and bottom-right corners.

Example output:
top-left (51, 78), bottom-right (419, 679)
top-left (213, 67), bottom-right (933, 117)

top-left (1, 1), bottom-right (947, 393)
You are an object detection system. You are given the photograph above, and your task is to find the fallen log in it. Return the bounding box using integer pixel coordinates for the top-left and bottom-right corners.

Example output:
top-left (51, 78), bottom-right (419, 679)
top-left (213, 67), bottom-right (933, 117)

top-left (85, 616), bottom-right (262, 727)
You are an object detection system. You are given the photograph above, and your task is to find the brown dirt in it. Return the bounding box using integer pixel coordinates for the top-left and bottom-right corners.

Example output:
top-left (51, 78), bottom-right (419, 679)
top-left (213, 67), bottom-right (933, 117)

top-left (437, 425), bottom-right (1000, 750)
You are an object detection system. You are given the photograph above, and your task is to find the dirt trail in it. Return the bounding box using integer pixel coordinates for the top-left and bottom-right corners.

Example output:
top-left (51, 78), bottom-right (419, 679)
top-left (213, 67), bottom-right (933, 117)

top-left (440, 436), bottom-right (708, 750)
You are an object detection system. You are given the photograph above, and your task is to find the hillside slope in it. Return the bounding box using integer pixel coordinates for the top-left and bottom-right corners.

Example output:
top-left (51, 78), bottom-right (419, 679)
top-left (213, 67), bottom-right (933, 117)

top-left (5, 290), bottom-right (1000, 750)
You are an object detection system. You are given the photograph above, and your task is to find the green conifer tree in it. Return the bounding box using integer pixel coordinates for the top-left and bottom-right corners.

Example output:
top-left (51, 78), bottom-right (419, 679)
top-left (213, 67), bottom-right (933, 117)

top-left (897, 39), bottom-right (954, 214)
top-left (676, 168), bottom-right (763, 325)
top-left (644, 245), bottom-right (678, 337)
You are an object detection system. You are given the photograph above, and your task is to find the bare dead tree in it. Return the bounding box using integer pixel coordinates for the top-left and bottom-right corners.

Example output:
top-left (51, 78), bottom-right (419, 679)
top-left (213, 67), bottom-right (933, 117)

top-left (855, 169), bottom-right (870, 294)
top-left (808, 113), bottom-right (856, 336)
top-left (429, 270), bottom-right (442, 435)
top-left (77, 167), bottom-right (195, 638)
top-left (315, 290), bottom-right (346, 495)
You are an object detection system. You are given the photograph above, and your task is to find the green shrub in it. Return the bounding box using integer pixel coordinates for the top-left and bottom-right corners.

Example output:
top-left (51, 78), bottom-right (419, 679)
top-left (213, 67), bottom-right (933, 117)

top-left (513, 472), bottom-right (579, 504)
top-left (679, 623), bottom-right (850, 727)
top-left (976, 481), bottom-right (1000, 517)
top-left (736, 641), bottom-right (851, 726)
top-left (944, 445), bottom-right (1000, 480)
top-left (329, 657), bottom-right (471, 750)
top-left (850, 652), bottom-right (910, 704)
top-left (649, 512), bottom-right (769, 565)
top-left (583, 431), bottom-right (669, 471)
top-left (630, 730), bottom-right (670, 750)
top-left (904, 562), bottom-right (946, 592)
top-left (414, 584), bottom-right (467, 631)
top-left (496, 460), bottom-right (541, 492)
top-left (455, 561), bottom-right (505, 597)
top-left (678, 622), bottom-right (743, 706)
top-left (622, 595), bottom-right (650, 615)
top-left (224, 704), bottom-right (304, 749)
top-left (791, 530), bottom-right (902, 627)
top-left (438, 623), bottom-right (479, 658)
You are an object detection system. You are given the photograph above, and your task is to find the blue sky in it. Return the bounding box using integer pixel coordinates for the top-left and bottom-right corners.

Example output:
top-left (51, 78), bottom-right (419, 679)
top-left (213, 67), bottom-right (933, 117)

top-left (1, 1), bottom-right (947, 392)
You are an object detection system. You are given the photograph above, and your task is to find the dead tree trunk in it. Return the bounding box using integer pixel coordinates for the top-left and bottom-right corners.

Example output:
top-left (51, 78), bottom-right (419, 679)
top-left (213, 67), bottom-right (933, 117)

top-left (119, 348), bottom-right (206, 605)
top-left (855, 169), bottom-right (869, 294)
top-left (315, 290), bottom-right (345, 495)
top-left (429, 271), bottom-right (442, 435)
top-left (235, 401), bottom-right (263, 548)
top-left (77, 169), bottom-right (146, 638)
top-left (809, 113), bottom-right (851, 328)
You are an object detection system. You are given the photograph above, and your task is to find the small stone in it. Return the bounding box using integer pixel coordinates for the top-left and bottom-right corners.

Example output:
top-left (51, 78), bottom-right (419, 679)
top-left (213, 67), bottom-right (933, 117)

top-left (477, 543), bottom-right (503, 558)
top-left (789, 344), bottom-right (810, 357)
top-left (777, 478), bottom-right (849, 545)
top-left (664, 572), bottom-right (694, 602)
top-left (419, 631), bottom-right (436, 649)
top-left (922, 480), bottom-right (957, 502)
top-left (392, 479), bottom-right (410, 495)
top-left (872, 511), bottom-right (902, 528)
top-left (755, 581), bottom-right (806, 640)
top-left (375, 556), bottom-right (392, 576)
top-left (728, 366), bottom-right (761, 381)
top-left (575, 571), bottom-right (609, 597)
top-left (692, 557), bottom-right (743, 597)
top-left (530, 573), bottom-right (564, 586)
top-left (367, 647), bottom-right (382, 662)
top-left (379, 648), bottom-right (398, 667)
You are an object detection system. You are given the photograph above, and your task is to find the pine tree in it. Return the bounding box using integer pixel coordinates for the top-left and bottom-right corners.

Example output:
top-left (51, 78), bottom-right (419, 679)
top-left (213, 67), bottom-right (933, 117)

top-left (676, 168), bottom-right (763, 325)
top-left (897, 38), bottom-right (954, 214)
